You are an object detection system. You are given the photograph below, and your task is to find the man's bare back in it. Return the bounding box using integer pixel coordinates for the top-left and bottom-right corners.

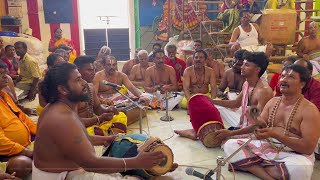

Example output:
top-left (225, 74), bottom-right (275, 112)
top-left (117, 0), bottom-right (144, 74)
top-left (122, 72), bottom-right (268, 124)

top-left (219, 68), bottom-right (244, 93)
top-left (129, 63), bottom-right (152, 87)
top-left (122, 59), bottom-right (138, 76)
top-left (207, 60), bottom-right (224, 80)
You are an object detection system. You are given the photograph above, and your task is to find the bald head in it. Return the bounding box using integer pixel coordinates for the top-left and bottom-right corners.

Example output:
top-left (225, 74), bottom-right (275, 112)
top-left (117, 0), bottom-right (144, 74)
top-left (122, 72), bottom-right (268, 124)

top-left (294, 59), bottom-right (313, 75)
top-left (309, 21), bottom-right (319, 37)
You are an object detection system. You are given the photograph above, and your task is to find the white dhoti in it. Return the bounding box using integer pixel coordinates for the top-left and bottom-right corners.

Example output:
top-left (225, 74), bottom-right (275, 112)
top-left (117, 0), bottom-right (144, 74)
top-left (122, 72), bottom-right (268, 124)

top-left (142, 92), bottom-right (184, 111)
top-left (223, 138), bottom-right (314, 180)
top-left (215, 105), bottom-right (241, 127)
top-left (32, 146), bottom-right (140, 180)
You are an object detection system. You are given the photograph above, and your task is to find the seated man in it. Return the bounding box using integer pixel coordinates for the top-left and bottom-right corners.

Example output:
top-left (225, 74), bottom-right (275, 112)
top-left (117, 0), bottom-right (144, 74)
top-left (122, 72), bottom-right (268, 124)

top-left (37, 54), bottom-right (65, 115)
top-left (95, 46), bottom-right (111, 72)
top-left (296, 21), bottom-right (320, 78)
top-left (294, 59), bottom-right (320, 111)
top-left (33, 63), bottom-right (166, 179)
top-left (74, 56), bottom-right (127, 135)
top-left (165, 44), bottom-right (186, 90)
top-left (0, 63), bottom-right (36, 179)
top-left (129, 50), bottom-right (153, 89)
top-left (186, 40), bottom-right (203, 67)
top-left (214, 52), bottom-right (273, 128)
top-left (122, 48), bottom-right (141, 76)
top-left (148, 43), bottom-right (161, 63)
top-left (217, 50), bottom-right (246, 100)
top-left (54, 48), bottom-right (69, 62)
top-left (180, 50), bottom-right (217, 109)
top-left (14, 41), bottom-right (41, 101)
top-left (223, 64), bottom-right (319, 180)
top-left (0, 45), bottom-right (18, 80)
top-left (204, 48), bottom-right (225, 83)
top-left (144, 49), bottom-right (182, 110)
top-left (229, 9), bottom-right (273, 57)
top-left (93, 56), bottom-right (146, 105)
top-left (270, 56), bottom-right (297, 96)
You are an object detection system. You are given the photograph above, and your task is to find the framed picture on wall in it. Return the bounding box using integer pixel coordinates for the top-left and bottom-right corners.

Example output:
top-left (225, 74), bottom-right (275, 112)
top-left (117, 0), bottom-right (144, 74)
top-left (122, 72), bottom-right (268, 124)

top-left (7, 0), bottom-right (22, 7)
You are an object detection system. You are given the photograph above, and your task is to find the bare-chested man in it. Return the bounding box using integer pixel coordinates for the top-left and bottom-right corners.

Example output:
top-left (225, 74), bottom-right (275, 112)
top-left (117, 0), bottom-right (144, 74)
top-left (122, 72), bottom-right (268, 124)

top-left (144, 49), bottom-right (182, 110)
top-left (33, 63), bottom-right (165, 179)
top-left (93, 56), bottom-right (145, 105)
top-left (217, 49), bottom-right (246, 99)
top-left (180, 49), bottom-right (217, 109)
top-left (297, 21), bottom-right (320, 60)
top-left (223, 64), bottom-right (320, 180)
top-left (204, 48), bottom-right (225, 81)
top-left (122, 48), bottom-right (141, 76)
top-left (74, 56), bottom-right (127, 135)
top-left (129, 50), bottom-right (153, 88)
top-left (175, 52), bottom-right (273, 140)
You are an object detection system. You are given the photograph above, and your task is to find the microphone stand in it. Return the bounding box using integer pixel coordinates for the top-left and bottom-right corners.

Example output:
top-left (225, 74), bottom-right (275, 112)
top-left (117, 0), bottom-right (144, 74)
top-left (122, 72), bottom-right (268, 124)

top-left (203, 137), bottom-right (253, 180)
top-left (113, 87), bottom-right (148, 134)
top-left (192, 107), bottom-right (260, 180)
top-left (160, 91), bottom-right (174, 121)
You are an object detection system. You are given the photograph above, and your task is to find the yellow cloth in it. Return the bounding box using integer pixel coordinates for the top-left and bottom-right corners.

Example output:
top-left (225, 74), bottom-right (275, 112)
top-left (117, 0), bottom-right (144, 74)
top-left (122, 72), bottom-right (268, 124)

top-left (36, 104), bottom-right (43, 116)
top-left (180, 92), bottom-right (211, 109)
top-left (18, 53), bottom-right (41, 84)
top-left (0, 91), bottom-right (37, 156)
top-left (265, 0), bottom-right (295, 9)
top-left (86, 112), bottom-right (127, 136)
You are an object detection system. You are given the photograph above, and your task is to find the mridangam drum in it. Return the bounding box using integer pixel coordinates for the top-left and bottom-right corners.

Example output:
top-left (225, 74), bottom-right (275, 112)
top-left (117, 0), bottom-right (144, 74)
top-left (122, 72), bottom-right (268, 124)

top-left (189, 94), bottom-right (225, 148)
top-left (104, 134), bottom-right (173, 179)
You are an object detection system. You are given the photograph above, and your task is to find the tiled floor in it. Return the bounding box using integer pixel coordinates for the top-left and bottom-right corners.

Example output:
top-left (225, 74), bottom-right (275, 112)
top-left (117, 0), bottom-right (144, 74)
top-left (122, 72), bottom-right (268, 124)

top-left (20, 62), bottom-right (320, 179)
top-left (119, 109), bottom-right (320, 180)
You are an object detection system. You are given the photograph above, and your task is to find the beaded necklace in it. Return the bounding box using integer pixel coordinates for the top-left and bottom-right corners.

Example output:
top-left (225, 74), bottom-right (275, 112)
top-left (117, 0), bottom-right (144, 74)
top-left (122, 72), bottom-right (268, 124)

top-left (193, 66), bottom-right (206, 88)
top-left (266, 95), bottom-right (303, 159)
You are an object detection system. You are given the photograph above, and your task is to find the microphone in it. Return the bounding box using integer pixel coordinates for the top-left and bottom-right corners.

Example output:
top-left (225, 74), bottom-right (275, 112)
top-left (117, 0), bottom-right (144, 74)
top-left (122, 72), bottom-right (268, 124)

top-left (185, 167), bottom-right (213, 180)
top-left (102, 80), bottom-right (122, 89)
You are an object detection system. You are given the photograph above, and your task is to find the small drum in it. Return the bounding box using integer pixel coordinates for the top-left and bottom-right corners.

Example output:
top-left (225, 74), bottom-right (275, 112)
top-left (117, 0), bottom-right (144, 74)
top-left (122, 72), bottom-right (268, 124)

top-left (105, 134), bottom-right (173, 179)
top-left (189, 94), bottom-right (224, 148)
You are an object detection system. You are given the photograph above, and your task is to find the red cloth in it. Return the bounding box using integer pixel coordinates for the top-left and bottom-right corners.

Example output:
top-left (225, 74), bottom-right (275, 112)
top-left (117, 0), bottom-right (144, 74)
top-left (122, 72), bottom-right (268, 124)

top-left (303, 78), bottom-right (320, 111)
top-left (1, 57), bottom-right (18, 75)
top-left (188, 94), bottom-right (224, 133)
top-left (164, 57), bottom-right (186, 84)
top-left (269, 73), bottom-right (281, 96)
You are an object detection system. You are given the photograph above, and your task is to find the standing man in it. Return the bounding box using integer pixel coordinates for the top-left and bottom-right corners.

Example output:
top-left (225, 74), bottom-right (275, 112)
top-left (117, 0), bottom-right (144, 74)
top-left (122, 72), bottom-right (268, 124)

top-left (165, 45), bottom-right (186, 90)
top-left (33, 63), bottom-right (164, 179)
top-left (14, 41), bottom-right (41, 101)
top-left (180, 50), bottom-right (217, 109)
top-left (74, 56), bottom-right (127, 135)
top-left (129, 50), bottom-right (153, 88)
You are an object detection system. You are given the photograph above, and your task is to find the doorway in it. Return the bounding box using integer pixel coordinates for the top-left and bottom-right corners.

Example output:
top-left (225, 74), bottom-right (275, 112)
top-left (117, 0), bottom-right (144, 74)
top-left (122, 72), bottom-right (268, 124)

top-left (78, 0), bottom-right (131, 60)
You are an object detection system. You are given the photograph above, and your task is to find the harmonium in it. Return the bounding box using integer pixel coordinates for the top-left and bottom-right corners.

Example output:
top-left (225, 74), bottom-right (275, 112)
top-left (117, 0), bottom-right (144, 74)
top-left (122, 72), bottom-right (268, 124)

top-left (115, 100), bottom-right (147, 125)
